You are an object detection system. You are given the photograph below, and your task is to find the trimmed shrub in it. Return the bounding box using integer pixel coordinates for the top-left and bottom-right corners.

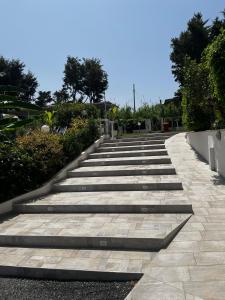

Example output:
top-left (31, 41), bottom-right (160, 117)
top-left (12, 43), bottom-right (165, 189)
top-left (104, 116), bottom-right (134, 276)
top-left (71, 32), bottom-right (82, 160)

top-left (17, 130), bottom-right (64, 181)
top-left (62, 118), bottom-right (99, 162)
top-left (0, 143), bottom-right (38, 202)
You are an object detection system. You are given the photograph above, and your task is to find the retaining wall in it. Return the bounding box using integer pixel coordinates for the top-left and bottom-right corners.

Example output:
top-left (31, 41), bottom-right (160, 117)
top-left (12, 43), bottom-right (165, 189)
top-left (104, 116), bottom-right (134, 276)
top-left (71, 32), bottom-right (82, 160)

top-left (187, 129), bottom-right (225, 178)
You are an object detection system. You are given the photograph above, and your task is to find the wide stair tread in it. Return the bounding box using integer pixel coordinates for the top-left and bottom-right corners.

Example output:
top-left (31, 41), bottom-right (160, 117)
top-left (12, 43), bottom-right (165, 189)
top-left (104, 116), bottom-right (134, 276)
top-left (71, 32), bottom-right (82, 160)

top-left (0, 246), bottom-right (155, 279)
top-left (0, 213), bottom-right (191, 250)
top-left (89, 149), bottom-right (167, 158)
top-left (14, 191), bottom-right (192, 214)
top-left (97, 144), bottom-right (166, 152)
top-left (53, 175), bottom-right (183, 192)
top-left (68, 164), bottom-right (176, 177)
top-left (81, 155), bottom-right (171, 166)
top-left (102, 140), bottom-right (165, 147)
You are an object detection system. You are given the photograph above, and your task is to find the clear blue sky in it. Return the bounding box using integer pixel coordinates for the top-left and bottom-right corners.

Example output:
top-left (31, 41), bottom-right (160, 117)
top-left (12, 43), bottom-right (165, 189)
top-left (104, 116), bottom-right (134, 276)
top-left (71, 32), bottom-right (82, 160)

top-left (0, 0), bottom-right (224, 107)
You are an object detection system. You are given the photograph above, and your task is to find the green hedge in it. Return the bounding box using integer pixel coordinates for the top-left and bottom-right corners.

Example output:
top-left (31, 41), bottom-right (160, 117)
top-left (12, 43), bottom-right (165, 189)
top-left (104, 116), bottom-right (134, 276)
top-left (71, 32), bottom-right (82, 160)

top-left (0, 119), bottom-right (99, 203)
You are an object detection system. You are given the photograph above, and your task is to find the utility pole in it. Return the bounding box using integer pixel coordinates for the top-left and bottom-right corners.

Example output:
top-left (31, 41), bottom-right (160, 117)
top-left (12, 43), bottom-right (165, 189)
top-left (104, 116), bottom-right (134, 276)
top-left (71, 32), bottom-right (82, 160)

top-left (133, 83), bottom-right (136, 113)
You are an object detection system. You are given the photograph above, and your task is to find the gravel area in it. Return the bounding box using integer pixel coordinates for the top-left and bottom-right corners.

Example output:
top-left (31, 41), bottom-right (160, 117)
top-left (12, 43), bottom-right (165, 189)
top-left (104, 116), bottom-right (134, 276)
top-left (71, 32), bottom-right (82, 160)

top-left (0, 277), bottom-right (137, 300)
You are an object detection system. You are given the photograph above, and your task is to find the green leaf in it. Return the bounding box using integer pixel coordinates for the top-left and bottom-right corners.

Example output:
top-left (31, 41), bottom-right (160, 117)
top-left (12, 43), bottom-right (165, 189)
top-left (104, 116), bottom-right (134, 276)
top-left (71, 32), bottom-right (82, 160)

top-left (0, 100), bottom-right (41, 111)
top-left (0, 119), bottom-right (34, 132)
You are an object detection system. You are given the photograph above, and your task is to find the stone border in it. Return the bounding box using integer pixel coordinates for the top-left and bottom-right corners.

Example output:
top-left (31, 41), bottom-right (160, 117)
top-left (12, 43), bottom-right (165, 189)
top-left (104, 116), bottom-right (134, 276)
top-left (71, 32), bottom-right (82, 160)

top-left (0, 135), bottom-right (105, 215)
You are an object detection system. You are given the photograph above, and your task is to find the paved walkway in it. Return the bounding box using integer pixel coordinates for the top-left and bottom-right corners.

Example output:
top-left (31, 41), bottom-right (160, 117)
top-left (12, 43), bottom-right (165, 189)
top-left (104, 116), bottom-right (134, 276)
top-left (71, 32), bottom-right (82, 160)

top-left (127, 133), bottom-right (225, 299)
top-left (1, 132), bottom-right (225, 299)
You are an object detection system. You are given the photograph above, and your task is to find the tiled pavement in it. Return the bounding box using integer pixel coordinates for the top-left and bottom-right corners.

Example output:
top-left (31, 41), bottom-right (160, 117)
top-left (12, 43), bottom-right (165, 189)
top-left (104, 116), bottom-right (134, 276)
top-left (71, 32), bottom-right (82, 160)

top-left (1, 132), bottom-right (225, 299)
top-left (126, 133), bottom-right (225, 299)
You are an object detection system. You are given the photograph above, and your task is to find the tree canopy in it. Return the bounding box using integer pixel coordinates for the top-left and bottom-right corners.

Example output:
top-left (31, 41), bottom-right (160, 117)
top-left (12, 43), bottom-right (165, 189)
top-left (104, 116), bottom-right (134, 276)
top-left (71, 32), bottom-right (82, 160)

top-left (63, 56), bottom-right (108, 103)
top-left (0, 56), bottom-right (38, 101)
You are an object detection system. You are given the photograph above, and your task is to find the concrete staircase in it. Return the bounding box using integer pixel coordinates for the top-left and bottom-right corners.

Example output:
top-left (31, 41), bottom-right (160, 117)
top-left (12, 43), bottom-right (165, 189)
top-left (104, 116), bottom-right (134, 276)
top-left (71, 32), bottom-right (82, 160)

top-left (0, 133), bottom-right (192, 281)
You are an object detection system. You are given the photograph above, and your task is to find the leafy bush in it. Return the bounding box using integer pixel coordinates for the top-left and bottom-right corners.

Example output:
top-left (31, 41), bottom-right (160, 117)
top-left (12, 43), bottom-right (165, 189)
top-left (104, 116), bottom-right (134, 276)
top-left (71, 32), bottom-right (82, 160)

top-left (17, 130), bottom-right (64, 180)
top-left (54, 103), bottom-right (99, 127)
top-left (0, 142), bottom-right (38, 202)
top-left (181, 57), bottom-right (213, 131)
top-left (205, 30), bottom-right (225, 122)
top-left (62, 118), bottom-right (99, 162)
top-left (0, 117), bottom-right (99, 202)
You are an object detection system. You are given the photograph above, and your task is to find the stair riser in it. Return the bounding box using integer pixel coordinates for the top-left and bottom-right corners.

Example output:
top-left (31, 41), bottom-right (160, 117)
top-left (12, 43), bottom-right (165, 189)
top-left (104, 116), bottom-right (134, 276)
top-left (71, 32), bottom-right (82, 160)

top-left (80, 158), bottom-right (171, 166)
top-left (68, 168), bottom-right (176, 177)
top-left (14, 204), bottom-right (193, 214)
top-left (102, 140), bottom-right (164, 147)
top-left (0, 265), bottom-right (141, 281)
top-left (0, 235), bottom-right (164, 251)
top-left (53, 183), bottom-right (183, 192)
top-left (97, 145), bottom-right (166, 152)
top-left (89, 150), bottom-right (168, 159)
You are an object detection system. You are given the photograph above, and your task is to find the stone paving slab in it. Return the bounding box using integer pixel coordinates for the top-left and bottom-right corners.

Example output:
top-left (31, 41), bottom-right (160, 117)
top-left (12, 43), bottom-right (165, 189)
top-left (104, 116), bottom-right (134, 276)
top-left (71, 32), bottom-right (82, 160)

top-left (69, 164), bottom-right (176, 177)
top-left (101, 140), bottom-right (165, 147)
top-left (86, 155), bottom-right (170, 162)
top-left (125, 133), bottom-right (225, 299)
top-left (15, 191), bottom-right (189, 205)
top-left (70, 164), bottom-right (175, 173)
top-left (89, 149), bottom-right (168, 158)
top-left (0, 213), bottom-right (190, 239)
top-left (57, 175), bottom-right (181, 185)
top-left (0, 247), bottom-right (156, 275)
top-left (97, 144), bottom-right (166, 152)
top-left (54, 175), bottom-right (183, 192)
top-left (81, 156), bottom-right (171, 166)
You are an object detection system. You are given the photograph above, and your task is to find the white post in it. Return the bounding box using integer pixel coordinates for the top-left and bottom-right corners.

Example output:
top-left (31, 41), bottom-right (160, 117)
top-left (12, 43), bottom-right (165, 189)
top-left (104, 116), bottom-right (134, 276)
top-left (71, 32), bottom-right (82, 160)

top-left (111, 121), bottom-right (114, 139)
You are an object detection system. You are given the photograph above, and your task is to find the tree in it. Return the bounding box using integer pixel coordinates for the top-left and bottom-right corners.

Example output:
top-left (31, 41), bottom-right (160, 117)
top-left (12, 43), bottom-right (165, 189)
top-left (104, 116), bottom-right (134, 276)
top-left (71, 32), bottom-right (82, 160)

top-left (181, 57), bottom-right (213, 131)
top-left (170, 13), bottom-right (209, 85)
top-left (35, 91), bottom-right (52, 107)
top-left (63, 56), bottom-right (83, 101)
top-left (62, 56), bottom-right (108, 103)
top-left (82, 58), bottom-right (108, 103)
top-left (53, 88), bottom-right (69, 104)
top-left (0, 56), bottom-right (38, 101)
top-left (209, 10), bottom-right (225, 41)
top-left (205, 30), bottom-right (225, 121)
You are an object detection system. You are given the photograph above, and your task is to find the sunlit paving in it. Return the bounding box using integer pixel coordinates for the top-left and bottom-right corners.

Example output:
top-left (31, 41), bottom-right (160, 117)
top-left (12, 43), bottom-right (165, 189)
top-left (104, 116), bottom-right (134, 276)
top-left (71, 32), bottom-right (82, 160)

top-left (0, 1), bottom-right (225, 299)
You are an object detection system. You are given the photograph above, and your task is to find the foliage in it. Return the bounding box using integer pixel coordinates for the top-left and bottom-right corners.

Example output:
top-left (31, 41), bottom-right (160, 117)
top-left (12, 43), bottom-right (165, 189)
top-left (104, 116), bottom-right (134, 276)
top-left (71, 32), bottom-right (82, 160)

top-left (63, 56), bottom-right (108, 103)
top-left (181, 58), bottom-right (213, 131)
top-left (0, 142), bottom-right (39, 202)
top-left (170, 13), bottom-right (209, 85)
top-left (17, 130), bottom-right (64, 180)
top-left (0, 56), bottom-right (38, 100)
top-left (43, 110), bottom-right (56, 128)
top-left (35, 91), bottom-right (53, 107)
top-left (0, 86), bottom-right (41, 134)
top-left (54, 102), bottom-right (99, 127)
top-left (82, 58), bottom-right (108, 103)
top-left (63, 56), bottom-right (83, 101)
top-left (205, 30), bottom-right (225, 121)
top-left (62, 118), bottom-right (99, 162)
top-left (53, 88), bottom-right (69, 104)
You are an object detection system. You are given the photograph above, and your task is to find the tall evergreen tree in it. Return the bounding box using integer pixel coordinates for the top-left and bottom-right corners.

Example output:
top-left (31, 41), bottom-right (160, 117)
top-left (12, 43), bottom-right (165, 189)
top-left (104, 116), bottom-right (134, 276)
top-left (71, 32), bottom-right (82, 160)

top-left (170, 13), bottom-right (209, 85)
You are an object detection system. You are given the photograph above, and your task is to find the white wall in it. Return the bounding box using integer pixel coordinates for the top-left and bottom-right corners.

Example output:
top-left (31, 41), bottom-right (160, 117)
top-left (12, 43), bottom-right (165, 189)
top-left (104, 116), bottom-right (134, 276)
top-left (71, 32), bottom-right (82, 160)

top-left (187, 129), bottom-right (225, 178)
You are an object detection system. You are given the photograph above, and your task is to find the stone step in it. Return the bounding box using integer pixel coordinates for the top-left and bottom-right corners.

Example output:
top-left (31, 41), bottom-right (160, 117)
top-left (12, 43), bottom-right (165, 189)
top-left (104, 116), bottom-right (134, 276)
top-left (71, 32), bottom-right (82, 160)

top-left (97, 144), bottom-right (166, 152)
top-left (89, 149), bottom-right (168, 159)
top-left (68, 165), bottom-right (176, 177)
top-left (14, 191), bottom-right (192, 214)
top-left (0, 213), bottom-right (191, 251)
top-left (80, 156), bottom-right (171, 167)
top-left (105, 136), bottom-right (167, 142)
top-left (53, 175), bottom-right (183, 192)
top-left (0, 247), bottom-right (153, 280)
top-left (102, 140), bottom-right (164, 147)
